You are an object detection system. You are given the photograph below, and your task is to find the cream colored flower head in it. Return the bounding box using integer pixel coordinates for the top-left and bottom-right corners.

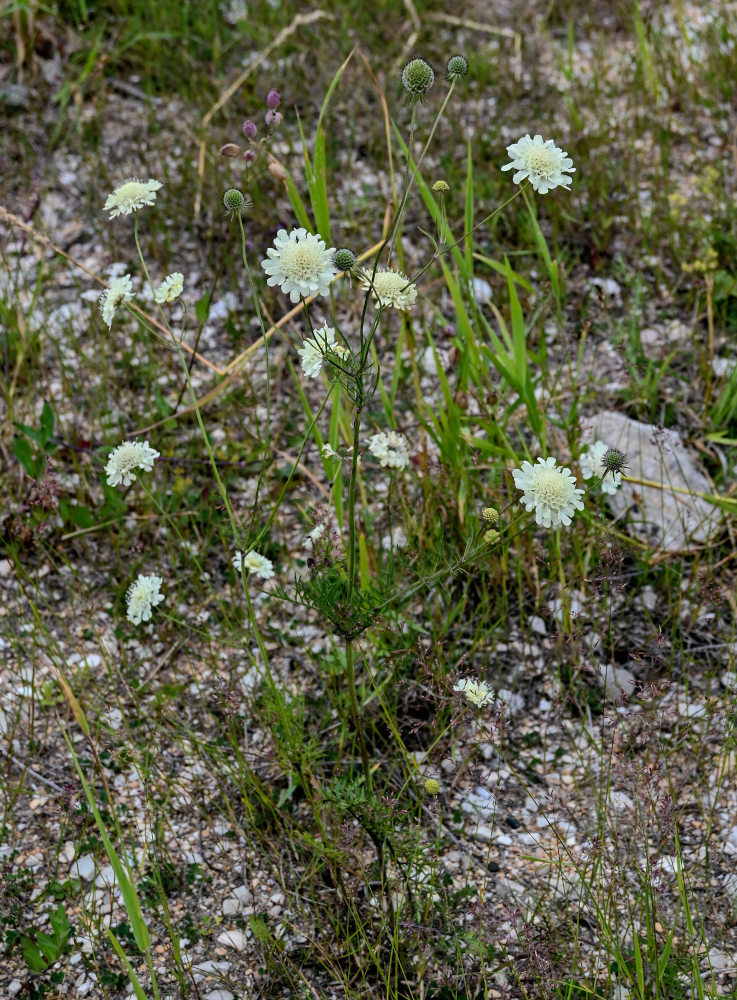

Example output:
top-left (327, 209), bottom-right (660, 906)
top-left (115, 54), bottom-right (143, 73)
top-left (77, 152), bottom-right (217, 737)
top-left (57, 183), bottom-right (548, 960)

top-left (99, 275), bottom-right (133, 328)
top-left (232, 550), bottom-right (275, 580)
top-left (105, 439), bottom-right (160, 488)
top-left (512, 456), bottom-right (584, 528)
top-left (126, 574), bottom-right (164, 625)
top-left (453, 677), bottom-right (494, 707)
top-left (154, 272), bottom-right (184, 304)
top-left (361, 268), bottom-right (418, 311)
top-left (261, 228), bottom-right (337, 302)
top-left (580, 440), bottom-right (622, 495)
top-left (298, 325), bottom-right (337, 378)
top-left (104, 178), bottom-right (162, 218)
top-left (367, 431), bottom-right (411, 470)
top-left (501, 134), bottom-right (574, 194)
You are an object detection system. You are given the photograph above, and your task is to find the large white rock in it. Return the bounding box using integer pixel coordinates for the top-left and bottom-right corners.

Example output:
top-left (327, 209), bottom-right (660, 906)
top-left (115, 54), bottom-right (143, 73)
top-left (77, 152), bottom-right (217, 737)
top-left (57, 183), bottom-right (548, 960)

top-left (583, 411), bottom-right (722, 550)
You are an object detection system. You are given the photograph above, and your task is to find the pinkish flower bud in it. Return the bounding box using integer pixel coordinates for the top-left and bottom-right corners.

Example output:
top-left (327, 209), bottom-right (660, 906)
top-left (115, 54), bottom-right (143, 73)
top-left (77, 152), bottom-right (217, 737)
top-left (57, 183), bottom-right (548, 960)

top-left (266, 88), bottom-right (281, 109)
top-left (242, 119), bottom-right (257, 140)
top-left (265, 109), bottom-right (282, 127)
top-left (243, 148), bottom-right (256, 164)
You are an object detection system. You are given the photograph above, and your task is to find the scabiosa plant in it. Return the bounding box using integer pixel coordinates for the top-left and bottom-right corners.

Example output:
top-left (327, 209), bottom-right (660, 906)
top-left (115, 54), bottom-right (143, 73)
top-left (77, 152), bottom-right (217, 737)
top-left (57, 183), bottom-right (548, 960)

top-left (367, 431), bottom-right (411, 470)
top-left (360, 268), bottom-right (418, 311)
top-left (298, 325), bottom-right (338, 378)
top-left (126, 574), bottom-right (165, 625)
top-left (334, 248), bottom-right (357, 273)
top-left (99, 275), bottom-right (133, 329)
top-left (154, 272), bottom-right (184, 304)
top-left (501, 134), bottom-right (575, 194)
top-left (401, 58), bottom-right (435, 101)
top-left (261, 228), bottom-right (337, 303)
top-left (232, 550), bottom-right (275, 579)
top-left (105, 439), bottom-right (160, 488)
top-left (580, 440), bottom-right (623, 495)
top-left (104, 178), bottom-right (162, 218)
top-left (446, 54), bottom-right (468, 81)
top-left (223, 188), bottom-right (251, 219)
top-left (453, 677), bottom-right (495, 707)
top-left (512, 457), bottom-right (585, 528)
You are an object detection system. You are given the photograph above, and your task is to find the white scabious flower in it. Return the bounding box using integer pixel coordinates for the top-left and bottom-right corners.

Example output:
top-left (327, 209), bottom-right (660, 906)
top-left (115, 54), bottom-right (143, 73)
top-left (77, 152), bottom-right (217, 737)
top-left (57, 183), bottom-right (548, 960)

top-left (261, 228), bottom-right (337, 302)
top-left (501, 134), bottom-right (575, 194)
top-left (512, 457), bottom-right (584, 528)
top-left (298, 325), bottom-right (337, 378)
top-left (99, 274), bottom-right (134, 328)
top-left (126, 574), bottom-right (165, 625)
top-left (361, 268), bottom-right (418, 310)
top-left (232, 550), bottom-right (275, 580)
top-left (322, 443), bottom-right (340, 460)
top-left (154, 272), bottom-right (184, 303)
top-left (307, 523), bottom-right (326, 543)
top-left (104, 178), bottom-right (162, 218)
top-left (105, 439), bottom-right (160, 487)
top-left (367, 431), bottom-right (411, 470)
top-left (580, 440), bottom-right (622, 495)
top-left (453, 677), bottom-right (494, 707)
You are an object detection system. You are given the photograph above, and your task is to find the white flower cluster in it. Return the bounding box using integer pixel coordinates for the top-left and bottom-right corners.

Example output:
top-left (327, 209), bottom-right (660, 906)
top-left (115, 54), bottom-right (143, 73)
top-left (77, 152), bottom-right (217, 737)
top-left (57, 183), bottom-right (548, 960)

top-left (154, 272), bottom-right (184, 304)
top-left (261, 228), bottom-right (337, 302)
top-left (367, 431), bottom-right (411, 470)
top-left (453, 677), bottom-right (494, 707)
top-left (501, 134), bottom-right (574, 194)
top-left (298, 325), bottom-right (340, 378)
top-left (580, 440), bottom-right (622, 495)
top-left (232, 550), bottom-right (275, 580)
top-left (126, 574), bottom-right (165, 624)
top-left (512, 456), bottom-right (584, 528)
top-left (105, 439), bottom-right (160, 487)
top-left (360, 268), bottom-right (418, 311)
top-left (104, 179), bottom-right (162, 218)
top-left (99, 275), bottom-right (133, 329)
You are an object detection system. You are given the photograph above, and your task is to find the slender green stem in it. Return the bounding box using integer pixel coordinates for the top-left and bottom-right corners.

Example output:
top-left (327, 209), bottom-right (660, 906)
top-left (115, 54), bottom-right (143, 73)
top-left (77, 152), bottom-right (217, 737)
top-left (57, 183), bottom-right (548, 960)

top-left (346, 404), bottom-right (363, 601)
top-left (346, 638), bottom-right (372, 792)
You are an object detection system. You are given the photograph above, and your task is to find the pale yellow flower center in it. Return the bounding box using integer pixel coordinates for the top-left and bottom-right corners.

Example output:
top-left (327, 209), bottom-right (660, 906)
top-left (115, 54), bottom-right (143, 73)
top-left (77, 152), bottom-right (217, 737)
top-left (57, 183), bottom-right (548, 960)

top-left (281, 244), bottom-right (322, 281)
top-left (533, 468), bottom-right (570, 508)
top-left (524, 148), bottom-right (558, 179)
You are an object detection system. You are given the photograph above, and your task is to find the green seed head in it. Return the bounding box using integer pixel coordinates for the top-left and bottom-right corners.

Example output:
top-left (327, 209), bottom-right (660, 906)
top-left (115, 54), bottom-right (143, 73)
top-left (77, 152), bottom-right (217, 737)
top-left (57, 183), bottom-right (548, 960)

top-left (334, 248), bottom-right (357, 272)
top-left (483, 529), bottom-right (501, 547)
top-left (223, 188), bottom-right (249, 218)
top-left (424, 778), bottom-right (440, 795)
top-left (402, 58), bottom-right (435, 100)
top-left (602, 448), bottom-right (628, 477)
top-left (447, 54), bottom-right (468, 81)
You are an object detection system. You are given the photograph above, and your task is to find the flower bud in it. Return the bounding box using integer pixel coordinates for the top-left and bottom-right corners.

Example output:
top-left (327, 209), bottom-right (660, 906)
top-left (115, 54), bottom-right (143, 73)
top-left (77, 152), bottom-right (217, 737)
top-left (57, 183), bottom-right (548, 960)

top-left (601, 448), bottom-right (628, 477)
top-left (334, 248), bottom-right (357, 272)
top-left (447, 54), bottom-right (468, 81)
top-left (424, 778), bottom-right (440, 795)
top-left (481, 507), bottom-right (499, 525)
top-left (243, 148), bottom-right (256, 164)
top-left (242, 119), bottom-right (257, 140)
top-left (266, 88), bottom-right (281, 109)
top-left (223, 188), bottom-right (249, 218)
top-left (219, 143), bottom-right (242, 158)
top-left (432, 179), bottom-right (449, 192)
top-left (401, 58), bottom-right (435, 100)
top-left (265, 109), bottom-right (282, 127)
top-left (483, 529), bottom-right (501, 547)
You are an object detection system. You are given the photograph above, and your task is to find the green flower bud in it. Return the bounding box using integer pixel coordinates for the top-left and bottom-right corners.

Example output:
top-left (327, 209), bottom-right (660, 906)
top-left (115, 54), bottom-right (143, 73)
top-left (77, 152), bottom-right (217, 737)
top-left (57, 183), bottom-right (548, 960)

top-left (447, 54), bottom-right (468, 81)
top-left (334, 248), bottom-right (357, 272)
top-left (481, 507), bottom-right (499, 525)
top-left (424, 778), bottom-right (440, 795)
top-left (484, 529), bottom-right (501, 547)
top-left (223, 188), bottom-right (250, 218)
top-left (402, 58), bottom-right (435, 100)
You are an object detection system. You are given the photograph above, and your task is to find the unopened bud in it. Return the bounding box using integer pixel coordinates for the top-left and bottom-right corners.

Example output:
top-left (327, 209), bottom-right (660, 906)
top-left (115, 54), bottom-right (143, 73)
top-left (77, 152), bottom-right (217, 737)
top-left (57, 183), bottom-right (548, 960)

top-left (481, 507), bottom-right (499, 525)
top-left (424, 778), bottom-right (440, 795)
top-left (266, 88), bottom-right (281, 109)
top-left (447, 54), bottom-right (469, 81)
top-left (219, 143), bottom-right (242, 158)
top-left (334, 248), bottom-right (357, 272)
top-left (242, 120), bottom-right (257, 140)
top-left (401, 58), bottom-right (435, 100)
top-left (265, 109), bottom-right (283, 127)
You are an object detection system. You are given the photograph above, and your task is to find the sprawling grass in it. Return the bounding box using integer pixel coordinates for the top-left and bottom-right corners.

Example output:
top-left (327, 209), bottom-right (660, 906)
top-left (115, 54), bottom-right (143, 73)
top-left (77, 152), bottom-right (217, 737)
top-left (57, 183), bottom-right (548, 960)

top-left (2, 1), bottom-right (737, 999)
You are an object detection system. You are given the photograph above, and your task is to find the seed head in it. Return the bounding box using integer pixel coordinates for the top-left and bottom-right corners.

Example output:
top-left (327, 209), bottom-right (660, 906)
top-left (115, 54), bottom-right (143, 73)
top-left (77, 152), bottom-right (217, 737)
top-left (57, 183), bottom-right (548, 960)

top-left (334, 248), bottom-right (357, 272)
top-left (481, 507), bottom-right (499, 525)
top-left (432, 179), bottom-right (449, 192)
top-left (424, 778), bottom-right (440, 795)
top-left (223, 188), bottom-right (250, 218)
top-left (447, 54), bottom-right (468, 81)
top-left (601, 448), bottom-right (628, 477)
top-left (402, 58), bottom-right (435, 100)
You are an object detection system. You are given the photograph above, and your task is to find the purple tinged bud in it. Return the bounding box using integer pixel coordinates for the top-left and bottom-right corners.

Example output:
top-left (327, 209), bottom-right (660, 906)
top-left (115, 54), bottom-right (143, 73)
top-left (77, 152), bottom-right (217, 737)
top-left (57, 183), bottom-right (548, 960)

top-left (266, 88), bottom-right (281, 109)
top-left (242, 119), bottom-right (257, 140)
top-left (265, 109), bottom-right (282, 127)
top-left (243, 149), bottom-right (256, 164)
